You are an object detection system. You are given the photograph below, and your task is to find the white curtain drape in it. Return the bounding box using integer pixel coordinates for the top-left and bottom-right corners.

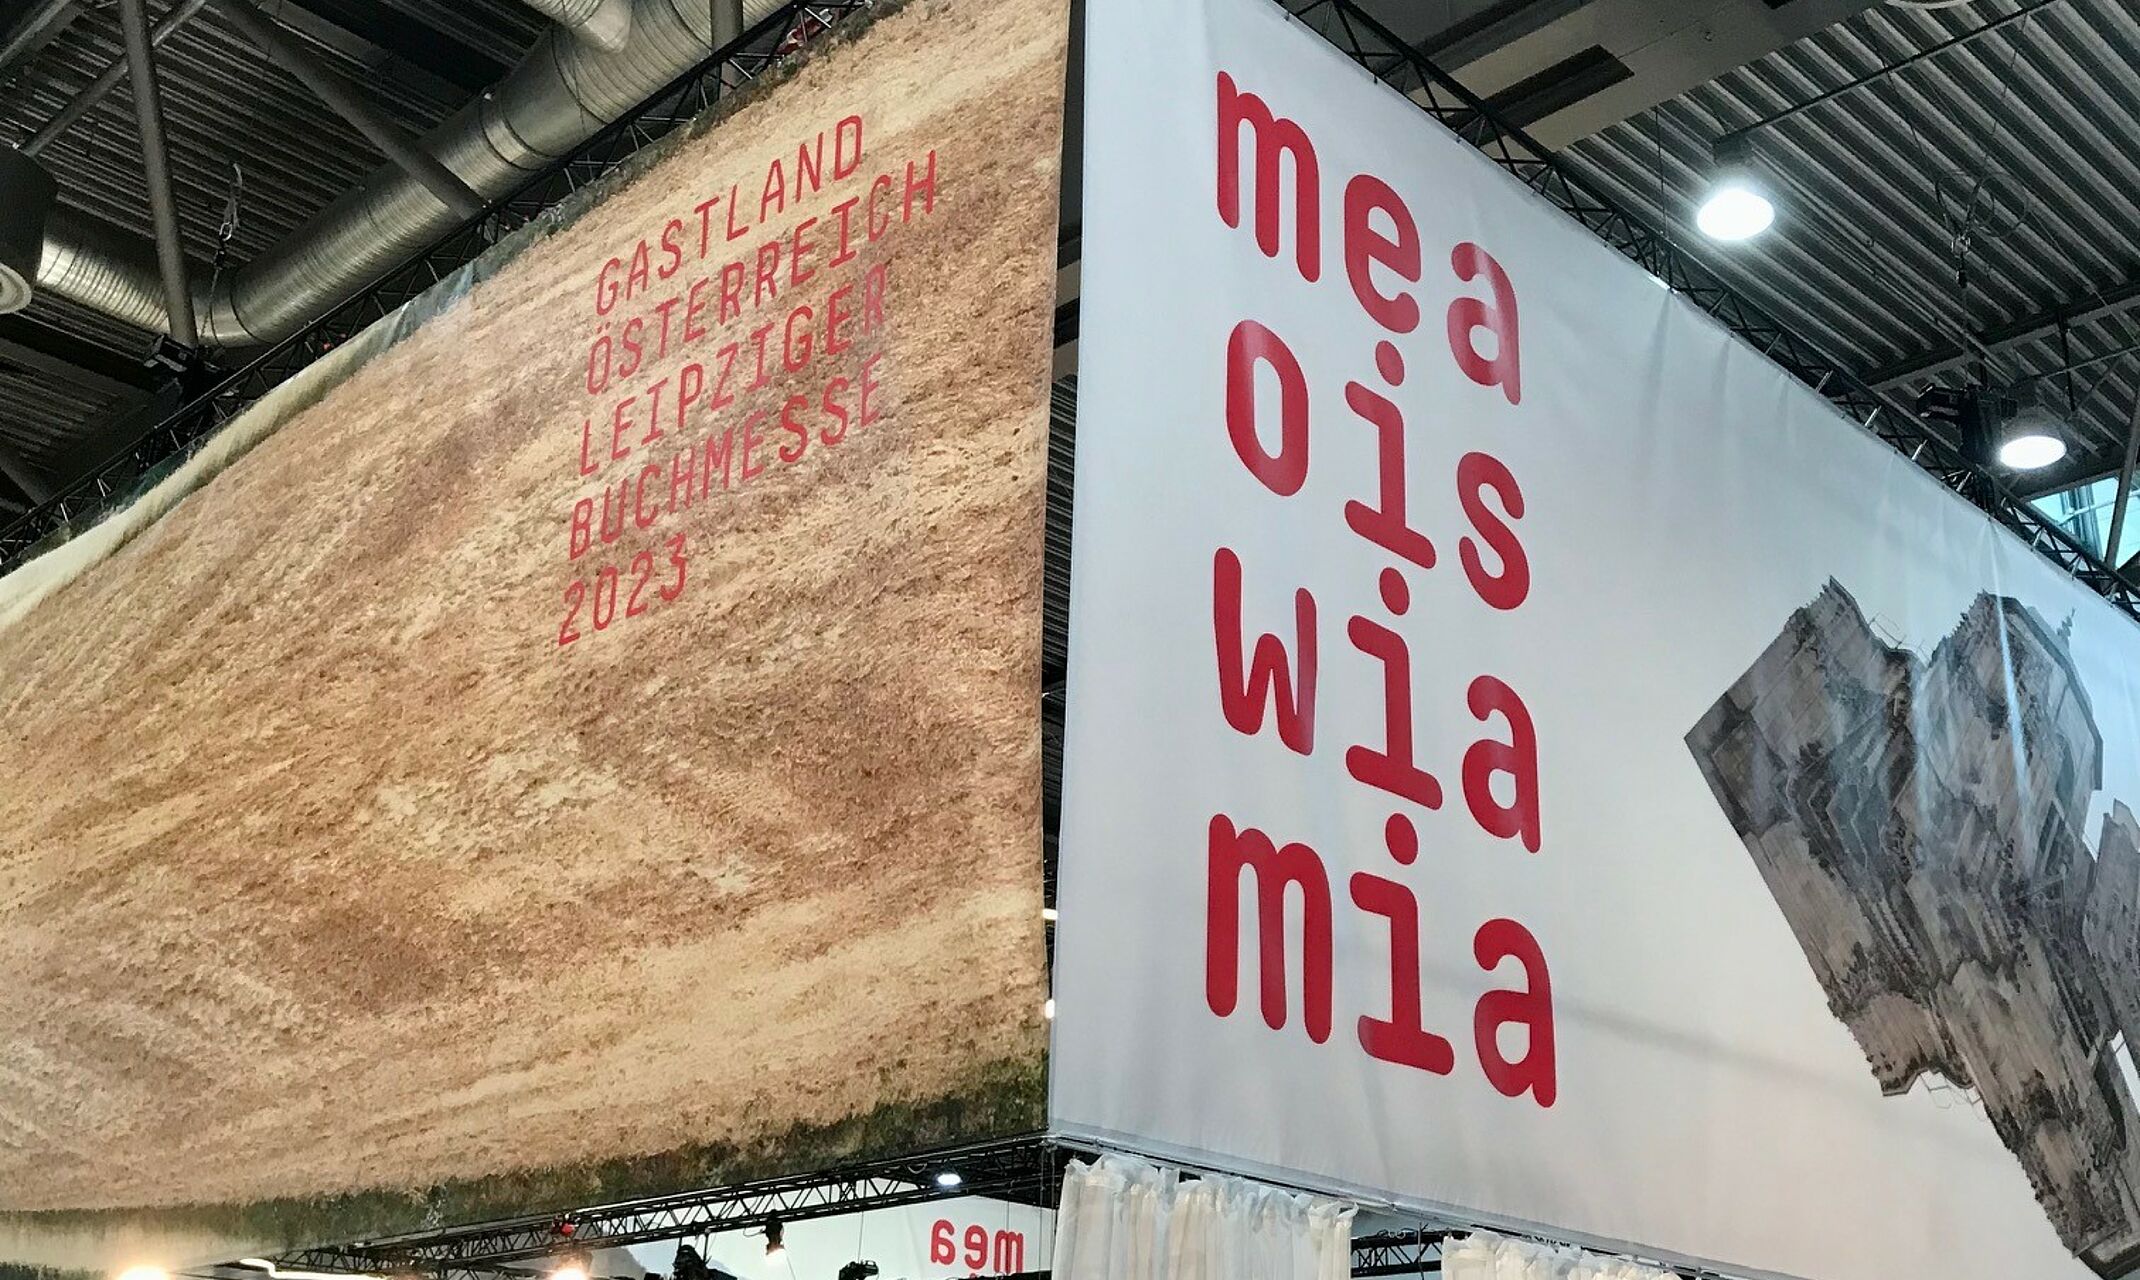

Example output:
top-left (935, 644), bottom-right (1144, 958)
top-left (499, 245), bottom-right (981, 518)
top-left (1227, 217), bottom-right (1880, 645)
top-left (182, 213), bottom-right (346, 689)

top-left (1052, 1156), bottom-right (1356, 1280)
top-left (1440, 1232), bottom-right (1678, 1280)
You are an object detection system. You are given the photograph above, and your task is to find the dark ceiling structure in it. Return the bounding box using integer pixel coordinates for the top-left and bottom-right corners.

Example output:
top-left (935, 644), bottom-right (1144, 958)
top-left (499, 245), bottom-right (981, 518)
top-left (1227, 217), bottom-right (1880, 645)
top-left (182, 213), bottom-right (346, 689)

top-left (0, 0), bottom-right (547, 508)
top-left (1, 0), bottom-right (2135, 583)
top-left (1560, 0), bottom-right (2140, 513)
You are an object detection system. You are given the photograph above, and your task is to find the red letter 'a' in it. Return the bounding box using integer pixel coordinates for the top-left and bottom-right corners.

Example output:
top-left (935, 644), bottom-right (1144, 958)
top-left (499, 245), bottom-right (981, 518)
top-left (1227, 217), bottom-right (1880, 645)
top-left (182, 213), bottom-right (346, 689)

top-left (1462, 675), bottom-right (1541, 852)
top-left (1474, 918), bottom-right (1556, 1106)
top-left (1446, 242), bottom-right (1521, 404)
top-left (1207, 814), bottom-right (1333, 1043)
top-left (1214, 548), bottom-right (1316, 755)
top-left (1226, 320), bottom-right (1309, 495)
top-left (1216, 72), bottom-right (1321, 281)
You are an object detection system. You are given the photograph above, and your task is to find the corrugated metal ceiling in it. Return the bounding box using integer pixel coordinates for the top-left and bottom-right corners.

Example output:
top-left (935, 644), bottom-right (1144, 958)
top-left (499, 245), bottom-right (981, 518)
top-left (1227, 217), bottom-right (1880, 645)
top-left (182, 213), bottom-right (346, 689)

top-left (0, 0), bottom-right (545, 495)
top-left (1562, 0), bottom-right (2140, 491)
top-left (1, 0), bottom-right (2137, 528)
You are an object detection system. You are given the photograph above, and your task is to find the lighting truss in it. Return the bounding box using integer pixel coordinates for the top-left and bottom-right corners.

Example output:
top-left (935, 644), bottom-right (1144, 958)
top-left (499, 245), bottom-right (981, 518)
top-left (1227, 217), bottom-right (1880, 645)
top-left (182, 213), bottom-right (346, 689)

top-left (1349, 1229), bottom-right (1451, 1277)
top-left (1275, 0), bottom-right (2140, 620)
top-left (0, 0), bottom-right (869, 571)
top-left (215, 1136), bottom-right (1059, 1280)
top-left (201, 1140), bottom-right (1461, 1280)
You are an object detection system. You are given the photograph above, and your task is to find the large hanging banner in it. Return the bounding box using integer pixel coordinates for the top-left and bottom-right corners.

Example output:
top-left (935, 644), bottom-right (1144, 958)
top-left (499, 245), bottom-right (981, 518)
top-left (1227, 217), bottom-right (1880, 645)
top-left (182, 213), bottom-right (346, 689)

top-left (1054, 1), bottom-right (2140, 1278)
top-left (0, 0), bottom-right (1065, 1271)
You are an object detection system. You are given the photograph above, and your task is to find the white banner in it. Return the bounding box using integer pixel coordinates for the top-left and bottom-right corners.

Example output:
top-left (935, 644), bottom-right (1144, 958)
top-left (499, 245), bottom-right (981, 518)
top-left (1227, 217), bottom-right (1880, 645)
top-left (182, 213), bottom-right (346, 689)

top-left (624, 1198), bottom-right (1051, 1280)
top-left (1054, 1), bottom-right (2140, 1278)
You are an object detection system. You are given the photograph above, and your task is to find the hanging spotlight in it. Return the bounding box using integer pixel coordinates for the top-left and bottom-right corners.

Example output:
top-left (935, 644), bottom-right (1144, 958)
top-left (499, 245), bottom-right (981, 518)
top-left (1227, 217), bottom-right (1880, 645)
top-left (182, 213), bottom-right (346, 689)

top-left (763, 1219), bottom-right (786, 1265)
top-left (549, 1266), bottom-right (589, 1280)
top-left (1998, 399), bottom-right (2068, 471)
top-left (672, 1242), bottom-right (713, 1280)
top-left (1696, 134), bottom-right (1774, 243)
top-left (935, 1170), bottom-right (964, 1188)
top-left (115, 1267), bottom-right (170, 1280)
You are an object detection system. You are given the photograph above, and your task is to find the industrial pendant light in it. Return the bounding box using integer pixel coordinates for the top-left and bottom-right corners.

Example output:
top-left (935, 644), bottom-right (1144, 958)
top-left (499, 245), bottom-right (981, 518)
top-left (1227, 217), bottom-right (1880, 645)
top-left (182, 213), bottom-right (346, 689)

top-left (1997, 397), bottom-right (2069, 471)
top-left (1696, 134), bottom-right (1775, 243)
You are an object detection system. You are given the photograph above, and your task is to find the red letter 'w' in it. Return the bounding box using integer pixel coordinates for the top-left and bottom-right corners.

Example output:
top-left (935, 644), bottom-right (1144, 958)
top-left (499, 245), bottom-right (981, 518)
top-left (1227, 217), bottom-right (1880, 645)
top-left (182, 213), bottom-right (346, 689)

top-left (1213, 547), bottom-right (1316, 755)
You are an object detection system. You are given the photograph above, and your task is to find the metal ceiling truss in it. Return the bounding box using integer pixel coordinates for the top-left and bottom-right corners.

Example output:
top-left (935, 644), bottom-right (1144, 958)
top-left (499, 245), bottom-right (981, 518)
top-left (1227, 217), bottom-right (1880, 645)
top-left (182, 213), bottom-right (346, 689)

top-left (224, 1140), bottom-right (1468, 1280)
top-left (0, 0), bottom-right (868, 572)
top-left (225, 1136), bottom-right (1060, 1280)
top-left (1350, 1229), bottom-right (1452, 1277)
top-left (1278, 0), bottom-right (2140, 619)
top-left (5, 0), bottom-right (2135, 619)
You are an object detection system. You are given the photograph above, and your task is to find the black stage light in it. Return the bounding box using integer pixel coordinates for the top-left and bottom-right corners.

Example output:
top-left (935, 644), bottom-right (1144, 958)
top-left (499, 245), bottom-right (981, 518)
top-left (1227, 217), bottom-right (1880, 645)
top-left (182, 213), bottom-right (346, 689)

top-left (674, 1243), bottom-right (713, 1280)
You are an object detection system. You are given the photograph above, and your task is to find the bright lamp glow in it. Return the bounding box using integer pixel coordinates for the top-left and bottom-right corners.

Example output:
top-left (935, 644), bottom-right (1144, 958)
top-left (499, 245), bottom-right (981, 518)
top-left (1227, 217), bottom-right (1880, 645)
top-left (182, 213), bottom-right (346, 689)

top-left (1999, 430), bottom-right (2067, 470)
top-left (549, 1267), bottom-right (589, 1280)
top-left (935, 1170), bottom-right (964, 1188)
top-left (1696, 181), bottom-right (1774, 241)
top-left (115, 1268), bottom-right (170, 1280)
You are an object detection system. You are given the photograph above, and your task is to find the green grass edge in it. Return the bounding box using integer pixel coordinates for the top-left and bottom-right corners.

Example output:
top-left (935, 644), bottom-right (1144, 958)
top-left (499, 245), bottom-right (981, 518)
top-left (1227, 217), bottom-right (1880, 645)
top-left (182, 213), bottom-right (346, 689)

top-left (3, 1054), bottom-right (1043, 1266)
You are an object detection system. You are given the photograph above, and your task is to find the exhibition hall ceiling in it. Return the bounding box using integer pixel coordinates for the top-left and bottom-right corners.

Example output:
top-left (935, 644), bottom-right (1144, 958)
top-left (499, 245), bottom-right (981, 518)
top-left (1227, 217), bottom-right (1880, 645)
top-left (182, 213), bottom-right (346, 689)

top-left (0, 0), bottom-right (2134, 532)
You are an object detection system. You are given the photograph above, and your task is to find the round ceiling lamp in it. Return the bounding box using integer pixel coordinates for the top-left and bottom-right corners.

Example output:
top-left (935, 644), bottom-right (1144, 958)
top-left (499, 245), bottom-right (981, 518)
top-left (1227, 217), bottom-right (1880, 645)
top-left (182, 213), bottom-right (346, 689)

top-left (1997, 403), bottom-right (2069, 471)
top-left (1696, 134), bottom-right (1775, 243)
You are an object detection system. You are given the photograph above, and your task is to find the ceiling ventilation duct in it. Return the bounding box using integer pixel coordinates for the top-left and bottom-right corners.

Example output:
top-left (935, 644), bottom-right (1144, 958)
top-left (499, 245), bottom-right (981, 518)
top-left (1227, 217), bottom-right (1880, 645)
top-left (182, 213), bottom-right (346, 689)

top-left (35, 0), bottom-right (784, 347)
top-left (0, 146), bottom-right (57, 315)
top-left (518, 0), bottom-right (635, 52)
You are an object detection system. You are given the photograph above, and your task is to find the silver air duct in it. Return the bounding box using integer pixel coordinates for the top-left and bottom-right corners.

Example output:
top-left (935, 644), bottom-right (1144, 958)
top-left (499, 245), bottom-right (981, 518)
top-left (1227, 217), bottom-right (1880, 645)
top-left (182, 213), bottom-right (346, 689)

top-left (518, 0), bottom-right (635, 52)
top-left (36, 207), bottom-right (172, 331)
top-left (0, 147), bottom-right (57, 314)
top-left (36, 0), bottom-right (777, 348)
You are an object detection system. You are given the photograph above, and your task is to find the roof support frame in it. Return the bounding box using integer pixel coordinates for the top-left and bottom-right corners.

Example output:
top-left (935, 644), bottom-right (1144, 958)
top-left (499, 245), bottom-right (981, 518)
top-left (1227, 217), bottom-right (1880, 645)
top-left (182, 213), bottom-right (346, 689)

top-left (0, 314), bottom-right (160, 396)
top-left (117, 0), bottom-right (200, 347)
top-left (1281, 0), bottom-right (2140, 615)
top-left (0, 0), bottom-right (77, 76)
top-left (272, 0), bottom-right (509, 94)
top-left (2106, 394), bottom-right (2139, 576)
top-left (1866, 278), bottom-right (2140, 391)
top-left (22, 0), bottom-right (211, 158)
top-left (211, 0), bottom-right (486, 218)
top-left (0, 0), bottom-right (862, 571)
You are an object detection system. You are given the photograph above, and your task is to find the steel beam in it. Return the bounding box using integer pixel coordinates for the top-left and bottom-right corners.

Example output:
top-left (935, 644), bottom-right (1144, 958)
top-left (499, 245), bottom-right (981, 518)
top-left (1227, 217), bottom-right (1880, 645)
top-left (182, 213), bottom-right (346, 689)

top-left (116, 0), bottom-right (198, 348)
top-left (1352, 1229), bottom-right (1451, 1277)
top-left (0, 313), bottom-right (159, 395)
top-left (2106, 394), bottom-right (2140, 581)
top-left (22, 0), bottom-right (209, 158)
top-left (1711, 0), bottom-right (2066, 151)
top-left (715, 0), bottom-right (745, 89)
top-left (0, 0), bottom-right (76, 75)
top-left (1866, 278), bottom-right (2140, 391)
top-left (0, 441), bottom-right (50, 503)
top-left (277, 0), bottom-right (507, 93)
top-left (211, 0), bottom-right (486, 219)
